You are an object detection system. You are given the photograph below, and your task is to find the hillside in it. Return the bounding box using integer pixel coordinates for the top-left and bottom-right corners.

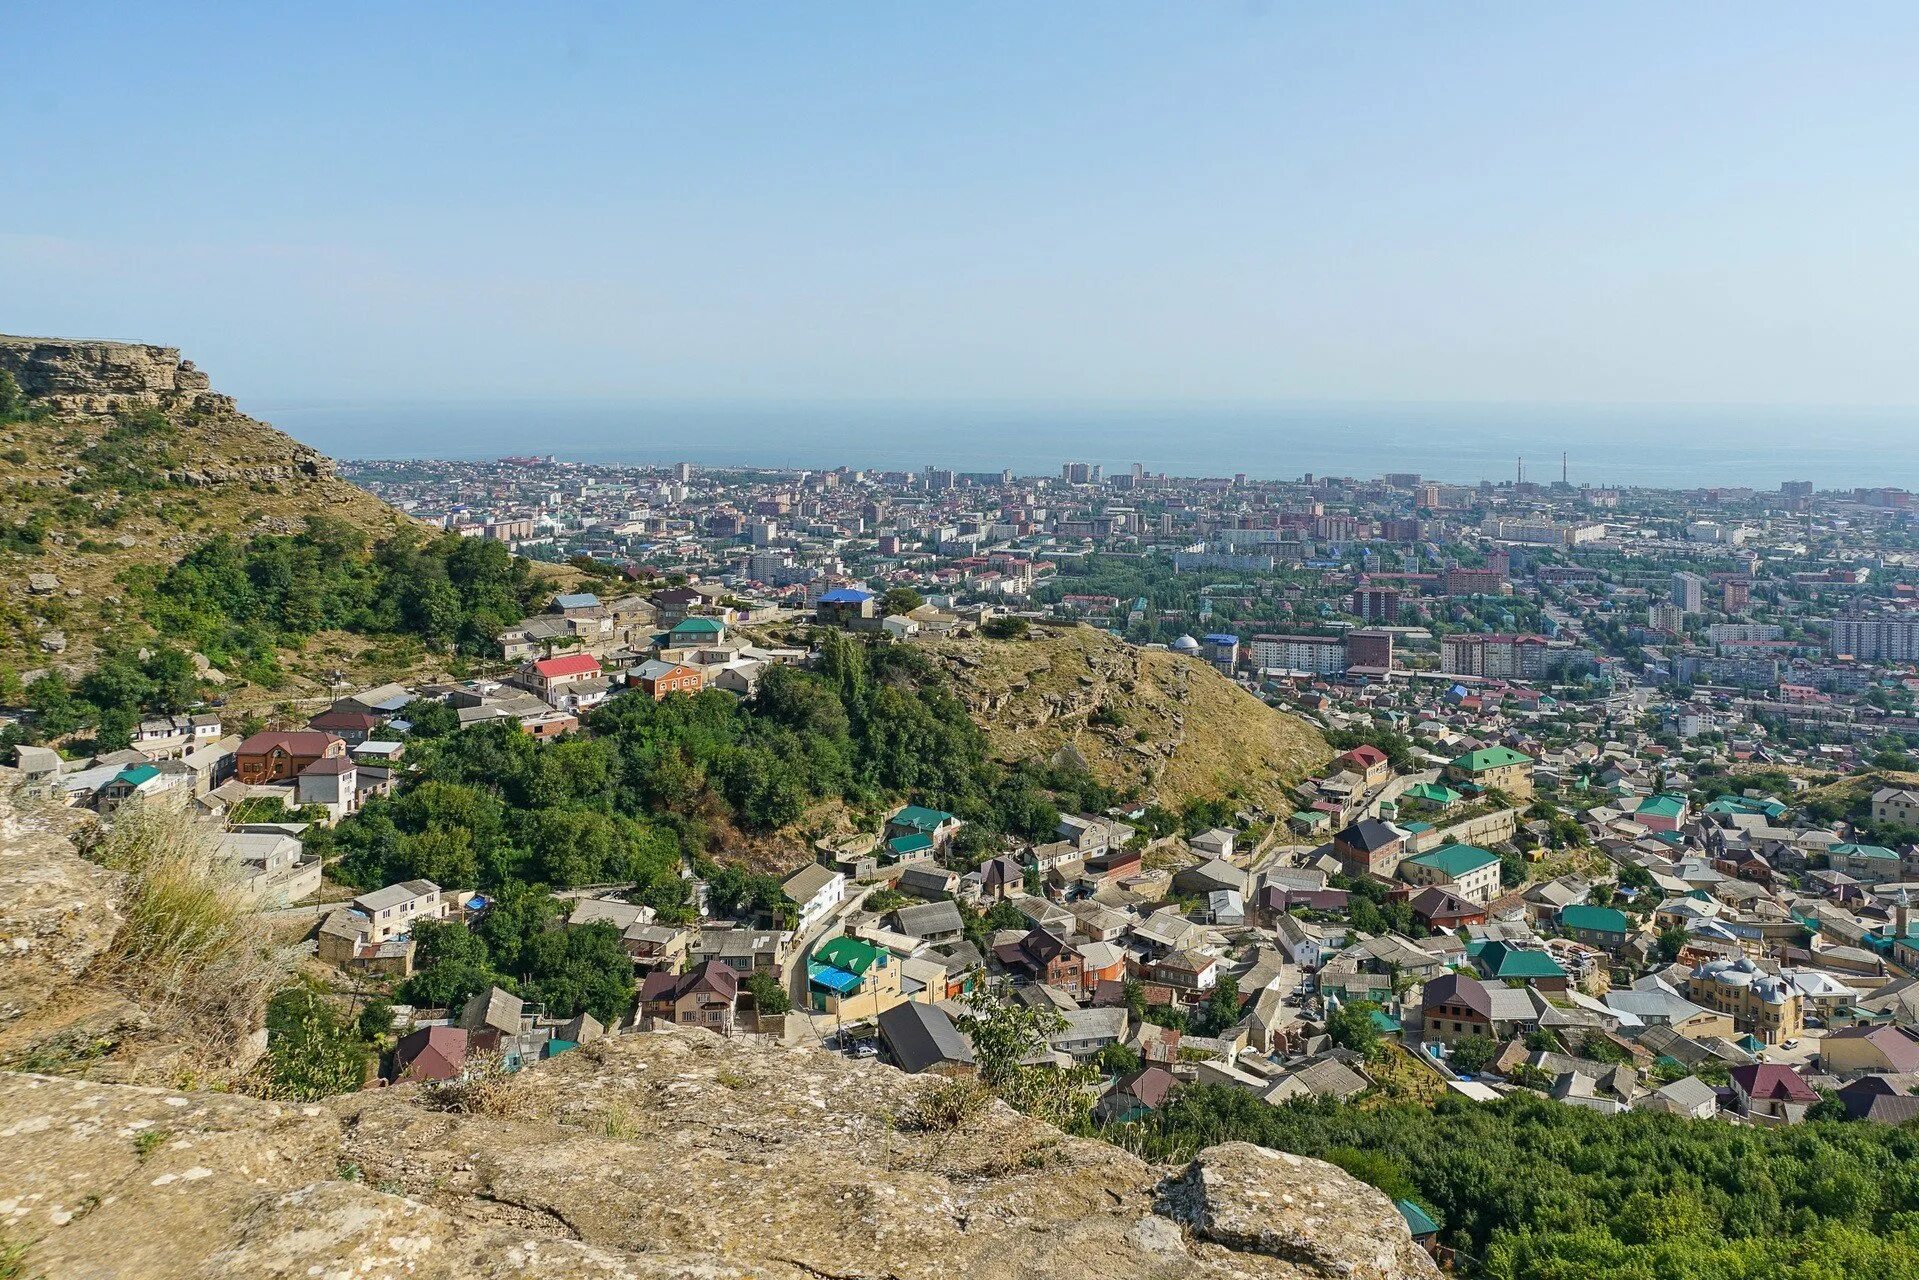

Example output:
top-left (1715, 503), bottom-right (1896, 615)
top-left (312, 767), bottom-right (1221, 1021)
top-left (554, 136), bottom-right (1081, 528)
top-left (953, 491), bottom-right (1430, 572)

top-left (0, 335), bottom-right (412, 672)
top-left (925, 625), bottom-right (1332, 814)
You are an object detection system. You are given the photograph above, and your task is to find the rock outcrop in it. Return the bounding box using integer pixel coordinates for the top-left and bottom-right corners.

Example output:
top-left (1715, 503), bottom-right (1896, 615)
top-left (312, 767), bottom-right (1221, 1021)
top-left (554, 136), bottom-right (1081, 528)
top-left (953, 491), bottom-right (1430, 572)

top-left (0, 334), bottom-right (227, 416)
top-left (0, 1026), bottom-right (1437, 1279)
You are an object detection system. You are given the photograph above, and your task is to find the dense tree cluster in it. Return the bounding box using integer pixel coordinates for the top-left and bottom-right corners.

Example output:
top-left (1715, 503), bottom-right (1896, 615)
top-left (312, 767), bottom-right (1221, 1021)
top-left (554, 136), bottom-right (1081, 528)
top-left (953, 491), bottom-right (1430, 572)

top-left (398, 893), bottom-right (635, 1027)
top-left (1116, 1088), bottom-right (1919, 1280)
top-left (137, 518), bottom-right (544, 677)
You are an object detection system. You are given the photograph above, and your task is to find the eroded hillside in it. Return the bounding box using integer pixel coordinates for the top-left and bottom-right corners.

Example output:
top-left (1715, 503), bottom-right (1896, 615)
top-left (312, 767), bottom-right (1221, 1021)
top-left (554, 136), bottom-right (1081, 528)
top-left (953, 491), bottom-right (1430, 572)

top-left (927, 625), bottom-right (1331, 813)
top-left (0, 335), bottom-right (411, 669)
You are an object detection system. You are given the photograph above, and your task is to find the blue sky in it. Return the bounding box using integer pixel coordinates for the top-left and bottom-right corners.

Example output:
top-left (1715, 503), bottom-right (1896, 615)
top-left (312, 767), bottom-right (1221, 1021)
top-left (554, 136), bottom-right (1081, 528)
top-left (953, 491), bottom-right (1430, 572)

top-left (5, 3), bottom-right (1919, 407)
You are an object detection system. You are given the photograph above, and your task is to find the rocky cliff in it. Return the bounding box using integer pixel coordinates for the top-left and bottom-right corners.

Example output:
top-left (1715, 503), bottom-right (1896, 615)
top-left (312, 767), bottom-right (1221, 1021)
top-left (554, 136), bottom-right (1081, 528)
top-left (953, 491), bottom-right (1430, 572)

top-left (0, 335), bottom-right (410, 670)
top-left (0, 335), bottom-right (226, 416)
top-left (0, 1028), bottom-right (1437, 1280)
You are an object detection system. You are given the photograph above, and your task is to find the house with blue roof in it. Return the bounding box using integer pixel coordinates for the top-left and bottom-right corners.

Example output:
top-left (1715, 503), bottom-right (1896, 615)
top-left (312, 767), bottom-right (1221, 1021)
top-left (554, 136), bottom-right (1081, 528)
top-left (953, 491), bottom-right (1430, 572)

top-left (816, 586), bottom-right (878, 628)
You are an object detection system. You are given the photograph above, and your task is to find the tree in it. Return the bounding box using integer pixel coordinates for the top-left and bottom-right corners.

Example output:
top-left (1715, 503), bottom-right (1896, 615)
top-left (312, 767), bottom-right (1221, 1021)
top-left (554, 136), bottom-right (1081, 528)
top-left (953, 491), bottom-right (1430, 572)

top-left (881, 586), bottom-right (924, 616)
top-left (1449, 1033), bottom-right (1500, 1075)
top-left (1191, 976), bottom-right (1242, 1037)
top-left (745, 970), bottom-right (789, 1015)
top-left (518, 921), bottom-right (636, 1025)
top-left (255, 985), bottom-right (368, 1101)
top-left (1657, 926), bottom-right (1690, 964)
top-left (1325, 1000), bottom-right (1383, 1055)
top-left (982, 616), bottom-right (1029, 640)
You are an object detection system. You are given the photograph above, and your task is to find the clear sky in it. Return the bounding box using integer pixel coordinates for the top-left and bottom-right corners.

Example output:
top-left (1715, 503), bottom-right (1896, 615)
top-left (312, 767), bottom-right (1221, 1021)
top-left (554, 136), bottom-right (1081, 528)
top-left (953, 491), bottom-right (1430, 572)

top-left (6, 3), bottom-right (1919, 408)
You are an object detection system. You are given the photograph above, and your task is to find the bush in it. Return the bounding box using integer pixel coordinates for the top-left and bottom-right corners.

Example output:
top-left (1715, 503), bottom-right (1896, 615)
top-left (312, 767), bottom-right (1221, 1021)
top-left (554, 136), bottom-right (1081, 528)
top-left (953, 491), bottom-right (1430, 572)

top-left (89, 808), bottom-right (297, 1048)
top-left (897, 1075), bottom-right (993, 1132)
top-left (982, 616), bottom-right (1029, 639)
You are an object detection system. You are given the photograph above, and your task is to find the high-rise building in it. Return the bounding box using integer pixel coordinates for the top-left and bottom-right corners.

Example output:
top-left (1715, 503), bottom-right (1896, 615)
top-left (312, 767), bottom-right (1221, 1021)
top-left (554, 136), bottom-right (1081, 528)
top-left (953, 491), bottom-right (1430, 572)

top-left (1351, 587), bottom-right (1403, 624)
top-left (1346, 630), bottom-right (1395, 672)
top-left (1671, 571), bottom-right (1708, 614)
top-left (1832, 615), bottom-right (1919, 661)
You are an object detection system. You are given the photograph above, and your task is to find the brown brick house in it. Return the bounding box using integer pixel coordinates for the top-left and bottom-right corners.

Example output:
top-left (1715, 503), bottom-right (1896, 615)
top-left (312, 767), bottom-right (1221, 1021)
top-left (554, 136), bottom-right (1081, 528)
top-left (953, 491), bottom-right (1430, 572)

top-left (640, 959), bottom-right (738, 1033)
top-left (235, 730), bottom-right (346, 784)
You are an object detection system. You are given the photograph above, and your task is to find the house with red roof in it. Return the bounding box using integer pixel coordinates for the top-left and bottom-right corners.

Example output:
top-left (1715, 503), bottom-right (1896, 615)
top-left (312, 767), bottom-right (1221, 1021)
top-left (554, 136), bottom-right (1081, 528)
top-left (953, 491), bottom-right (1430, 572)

top-left (1338, 744), bottom-right (1392, 789)
top-left (524, 652), bottom-right (603, 698)
top-left (1729, 1063), bottom-right (1819, 1124)
top-left (393, 1025), bottom-right (467, 1083)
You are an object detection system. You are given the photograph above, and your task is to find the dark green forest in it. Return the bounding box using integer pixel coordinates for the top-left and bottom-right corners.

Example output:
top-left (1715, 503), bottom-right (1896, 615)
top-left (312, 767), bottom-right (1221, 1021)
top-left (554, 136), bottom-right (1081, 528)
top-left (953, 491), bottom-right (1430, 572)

top-left (136, 518), bottom-right (545, 678)
top-left (1115, 1087), bottom-right (1919, 1280)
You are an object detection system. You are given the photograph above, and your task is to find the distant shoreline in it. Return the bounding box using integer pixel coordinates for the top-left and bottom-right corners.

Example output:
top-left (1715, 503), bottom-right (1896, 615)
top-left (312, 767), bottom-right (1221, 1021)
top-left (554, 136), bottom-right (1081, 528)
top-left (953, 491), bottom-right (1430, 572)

top-left (262, 397), bottom-right (1919, 491)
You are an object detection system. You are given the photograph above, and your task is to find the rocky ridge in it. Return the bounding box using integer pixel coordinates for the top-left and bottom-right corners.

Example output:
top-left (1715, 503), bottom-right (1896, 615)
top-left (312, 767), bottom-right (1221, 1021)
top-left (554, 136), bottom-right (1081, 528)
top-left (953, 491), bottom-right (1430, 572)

top-left (927, 626), bottom-right (1331, 813)
top-left (0, 1026), bottom-right (1436, 1279)
top-left (0, 335), bottom-right (410, 669)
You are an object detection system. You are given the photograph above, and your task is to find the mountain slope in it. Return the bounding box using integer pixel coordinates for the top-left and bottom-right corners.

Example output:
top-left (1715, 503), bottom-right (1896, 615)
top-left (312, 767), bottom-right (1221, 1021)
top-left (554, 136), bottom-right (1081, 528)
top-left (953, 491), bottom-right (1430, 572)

top-left (0, 335), bottom-right (411, 670)
top-left (926, 625), bottom-right (1331, 813)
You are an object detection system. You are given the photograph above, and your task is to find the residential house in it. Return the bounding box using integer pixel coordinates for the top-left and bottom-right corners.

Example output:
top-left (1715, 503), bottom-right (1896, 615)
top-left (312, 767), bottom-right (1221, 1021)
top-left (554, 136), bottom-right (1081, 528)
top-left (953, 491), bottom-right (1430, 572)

top-left (1445, 746), bottom-right (1534, 800)
top-left (1400, 843), bottom-right (1503, 905)
top-left (1638, 1074), bottom-right (1720, 1119)
top-left (1686, 956), bottom-right (1804, 1045)
top-left (1332, 818), bottom-right (1406, 878)
top-left (994, 928), bottom-right (1085, 995)
top-left (1096, 1066), bottom-right (1178, 1124)
top-left (1472, 940), bottom-right (1569, 991)
top-left (887, 805), bottom-right (964, 851)
top-left (1729, 1063), bottom-right (1818, 1124)
top-left (1558, 903), bottom-right (1633, 951)
top-left (807, 935), bottom-right (903, 1020)
top-left (235, 730), bottom-right (346, 784)
top-left (634, 658), bottom-right (704, 700)
top-left (352, 880), bottom-right (449, 944)
top-left (891, 900), bottom-right (965, 946)
top-left (877, 1000), bottom-right (975, 1076)
top-left (640, 960), bottom-right (739, 1033)
top-left (780, 863), bottom-right (847, 935)
top-left (522, 652), bottom-right (604, 704)
top-left (1821, 1025), bottom-right (1919, 1077)
top-left (393, 1026), bottom-right (468, 1083)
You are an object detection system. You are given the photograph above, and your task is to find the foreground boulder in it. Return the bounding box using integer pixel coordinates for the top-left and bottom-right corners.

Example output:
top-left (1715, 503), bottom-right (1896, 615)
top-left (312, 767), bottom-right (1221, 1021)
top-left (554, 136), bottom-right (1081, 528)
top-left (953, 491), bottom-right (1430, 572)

top-left (0, 1026), bottom-right (1437, 1278)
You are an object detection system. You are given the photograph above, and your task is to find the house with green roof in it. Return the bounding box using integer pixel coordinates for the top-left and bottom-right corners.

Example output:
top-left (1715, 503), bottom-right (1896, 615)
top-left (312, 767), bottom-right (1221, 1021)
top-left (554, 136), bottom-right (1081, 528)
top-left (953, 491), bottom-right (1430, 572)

top-left (1635, 793), bottom-right (1688, 834)
top-left (1471, 939), bottom-right (1568, 990)
top-left (885, 804), bottom-right (962, 849)
top-left (667, 615), bottom-right (728, 646)
top-left (1444, 745), bottom-right (1534, 800)
top-left (96, 762), bottom-right (175, 815)
top-left (1558, 903), bottom-right (1632, 950)
top-left (1399, 843), bottom-right (1503, 905)
top-left (1830, 842), bottom-right (1902, 885)
top-left (807, 935), bottom-right (904, 1020)
top-left (1403, 780), bottom-right (1463, 809)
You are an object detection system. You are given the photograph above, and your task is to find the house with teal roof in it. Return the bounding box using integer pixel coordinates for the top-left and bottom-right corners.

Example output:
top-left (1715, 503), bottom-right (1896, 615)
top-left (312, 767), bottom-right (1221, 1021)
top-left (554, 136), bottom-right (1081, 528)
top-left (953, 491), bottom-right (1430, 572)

top-left (95, 762), bottom-right (176, 815)
top-left (667, 615), bottom-right (727, 647)
top-left (1399, 843), bottom-right (1503, 905)
top-left (1444, 745), bottom-right (1534, 799)
top-left (1471, 939), bottom-right (1569, 990)
top-left (1829, 843), bottom-right (1902, 885)
top-left (1558, 903), bottom-right (1632, 950)
top-left (1403, 780), bottom-right (1463, 810)
top-left (885, 804), bottom-right (962, 850)
top-left (1635, 793), bottom-right (1688, 834)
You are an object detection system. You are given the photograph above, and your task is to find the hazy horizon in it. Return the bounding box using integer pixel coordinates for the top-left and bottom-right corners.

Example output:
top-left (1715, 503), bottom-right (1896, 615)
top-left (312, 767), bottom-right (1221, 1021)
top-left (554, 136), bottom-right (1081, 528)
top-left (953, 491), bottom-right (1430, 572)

top-left (266, 395), bottom-right (1919, 491)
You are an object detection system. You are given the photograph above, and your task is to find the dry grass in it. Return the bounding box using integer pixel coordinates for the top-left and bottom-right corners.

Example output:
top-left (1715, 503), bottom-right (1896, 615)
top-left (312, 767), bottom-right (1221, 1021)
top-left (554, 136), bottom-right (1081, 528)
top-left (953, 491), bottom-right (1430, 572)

top-left (896, 1075), bottom-right (994, 1133)
top-left (925, 626), bottom-right (1330, 811)
top-left (418, 1052), bottom-right (533, 1118)
top-left (85, 807), bottom-right (298, 1051)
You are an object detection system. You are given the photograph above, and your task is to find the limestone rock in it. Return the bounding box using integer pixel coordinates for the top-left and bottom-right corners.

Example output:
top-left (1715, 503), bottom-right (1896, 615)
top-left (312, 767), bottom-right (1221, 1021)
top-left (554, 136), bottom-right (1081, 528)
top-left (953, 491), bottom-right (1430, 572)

top-left (0, 1028), bottom-right (1435, 1280)
top-left (1162, 1142), bottom-right (1440, 1280)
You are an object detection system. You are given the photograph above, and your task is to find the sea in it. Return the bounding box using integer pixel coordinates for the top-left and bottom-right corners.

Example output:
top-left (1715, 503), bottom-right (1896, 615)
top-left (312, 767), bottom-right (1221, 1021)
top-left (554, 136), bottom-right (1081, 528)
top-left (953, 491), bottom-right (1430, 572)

top-left (256, 398), bottom-right (1919, 491)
